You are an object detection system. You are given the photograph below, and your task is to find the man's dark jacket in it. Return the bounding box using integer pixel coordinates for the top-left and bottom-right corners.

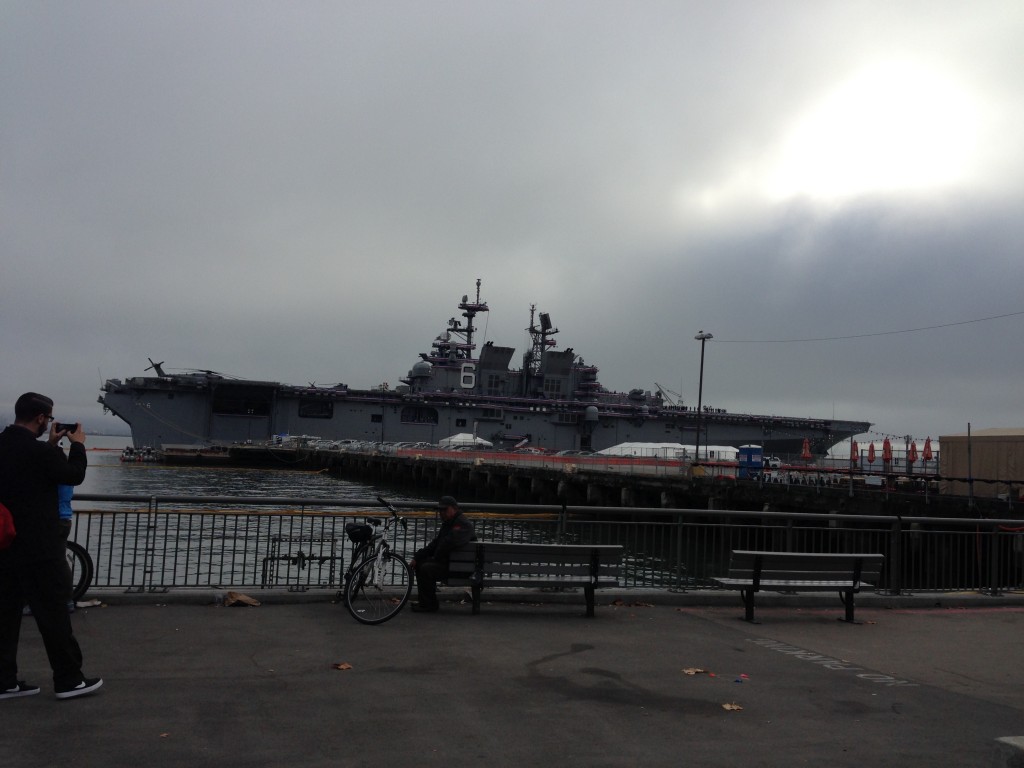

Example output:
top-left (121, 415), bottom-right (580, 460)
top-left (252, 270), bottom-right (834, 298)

top-left (0, 425), bottom-right (87, 566)
top-left (414, 511), bottom-right (476, 564)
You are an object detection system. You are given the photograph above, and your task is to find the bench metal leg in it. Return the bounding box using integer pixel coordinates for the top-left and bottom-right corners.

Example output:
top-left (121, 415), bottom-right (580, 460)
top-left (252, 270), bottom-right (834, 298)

top-left (741, 589), bottom-right (758, 623)
top-left (839, 590), bottom-right (858, 623)
top-left (584, 585), bottom-right (595, 618)
top-left (471, 585), bottom-right (482, 615)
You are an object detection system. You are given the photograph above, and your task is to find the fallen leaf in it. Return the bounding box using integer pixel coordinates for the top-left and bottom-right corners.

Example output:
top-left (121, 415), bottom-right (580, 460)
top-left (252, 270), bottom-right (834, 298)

top-left (332, 663), bottom-right (353, 671)
top-left (722, 702), bottom-right (743, 711)
top-left (682, 668), bottom-right (707, 675)
top-left (224, 591), bottom-right (261, 607)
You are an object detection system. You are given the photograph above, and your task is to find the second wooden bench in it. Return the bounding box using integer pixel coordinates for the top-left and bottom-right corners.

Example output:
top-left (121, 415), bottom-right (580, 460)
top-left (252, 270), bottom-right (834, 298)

top-left (712, 550), bottom-right (884, 623)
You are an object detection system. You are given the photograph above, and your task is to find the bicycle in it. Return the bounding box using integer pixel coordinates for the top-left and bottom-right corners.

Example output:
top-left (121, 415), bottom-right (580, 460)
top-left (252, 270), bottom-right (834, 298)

top-left (65, 540), bottom-right (94, 602)
top-left (342, 496), bottom-right (411, 625)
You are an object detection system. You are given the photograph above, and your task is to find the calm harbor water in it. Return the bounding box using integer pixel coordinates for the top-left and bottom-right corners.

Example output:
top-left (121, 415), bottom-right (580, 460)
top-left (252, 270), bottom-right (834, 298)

top-left (74, 435), bottom-right (422, 506)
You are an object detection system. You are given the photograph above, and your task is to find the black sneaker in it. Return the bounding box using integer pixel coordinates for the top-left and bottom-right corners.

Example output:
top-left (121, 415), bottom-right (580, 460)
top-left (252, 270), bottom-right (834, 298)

top-left (0, 681), bottom-right (40, 700)
top-left (55, 677), bottom-right (103, 700)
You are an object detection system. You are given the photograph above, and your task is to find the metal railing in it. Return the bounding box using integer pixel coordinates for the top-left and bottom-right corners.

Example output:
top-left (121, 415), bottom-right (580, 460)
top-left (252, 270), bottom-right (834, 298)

top-left (70, 494), bottom-right (1024, 596)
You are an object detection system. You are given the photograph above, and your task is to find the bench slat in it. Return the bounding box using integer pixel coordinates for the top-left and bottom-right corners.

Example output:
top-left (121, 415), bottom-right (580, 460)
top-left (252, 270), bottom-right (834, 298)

top-left (727, 558), bottom-right (883, 565)
top-left (725, 567), bottom-right (883, 581)
top-left (449, 554), bottom-right (619, 568)
top-left (450, 542), bottom-right (623, 550)
top-left (714, 578), bottom-right (874, 590)
top-left (448, 576), bottom-right (619, 588)
top-left (452, 548), bottom-right (618, 565)
top-left (450, 561), bottom-right (618, 573)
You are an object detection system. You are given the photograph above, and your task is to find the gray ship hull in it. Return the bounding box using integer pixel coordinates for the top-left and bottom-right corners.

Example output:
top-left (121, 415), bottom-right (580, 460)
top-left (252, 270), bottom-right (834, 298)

top-left (99, 285), bottom-right (870, 455)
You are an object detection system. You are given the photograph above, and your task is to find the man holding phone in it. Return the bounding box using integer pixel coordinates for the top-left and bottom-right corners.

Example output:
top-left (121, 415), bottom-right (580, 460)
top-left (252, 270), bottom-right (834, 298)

top-left (0, 392), bottom-right (103, 700)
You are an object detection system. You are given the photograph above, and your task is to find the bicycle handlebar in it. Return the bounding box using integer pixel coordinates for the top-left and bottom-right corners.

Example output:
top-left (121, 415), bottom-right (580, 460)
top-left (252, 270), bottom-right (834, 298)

top-left (376, 496), bottom-right (407, 529)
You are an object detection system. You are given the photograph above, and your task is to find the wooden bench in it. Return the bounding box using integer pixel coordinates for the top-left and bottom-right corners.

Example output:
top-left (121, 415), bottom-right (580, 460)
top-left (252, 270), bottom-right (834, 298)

top-left (712, 550), bottom-right (884, 623)
top-left (447, 542), bottom-right (624, 617)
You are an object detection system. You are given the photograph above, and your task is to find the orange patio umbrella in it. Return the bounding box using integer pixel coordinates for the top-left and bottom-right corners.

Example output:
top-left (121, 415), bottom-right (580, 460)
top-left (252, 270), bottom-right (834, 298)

top-left (882, 437), bottom-right (893, 463)
top-left (801, 438), bottom-right (812, 460)
top-left (922, 437), bottom-right (933, 462)
top-left (850, 440), bottom-right (859, 464)
top-left (908, 440), bottom-right (918, 465)
top-left (867, 442), bottom-right (876, 463)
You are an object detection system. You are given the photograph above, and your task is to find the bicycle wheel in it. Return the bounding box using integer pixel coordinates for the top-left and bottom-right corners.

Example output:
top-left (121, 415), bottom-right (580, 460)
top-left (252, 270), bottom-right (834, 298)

top-left (336, 543), bottom-right (370, 601)
top-left (65, 541), bottom-right (94, 602)
top-left (344, 551), bottom-right (411, 625)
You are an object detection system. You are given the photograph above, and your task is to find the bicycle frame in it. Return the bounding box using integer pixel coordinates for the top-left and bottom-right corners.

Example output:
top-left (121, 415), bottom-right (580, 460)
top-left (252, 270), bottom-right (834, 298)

top-left (344, 500), bottom-right (403, 579)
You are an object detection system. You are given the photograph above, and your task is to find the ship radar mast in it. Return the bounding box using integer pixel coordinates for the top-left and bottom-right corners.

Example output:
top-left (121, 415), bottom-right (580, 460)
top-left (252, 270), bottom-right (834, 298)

top-left (457, 278), bottom-right (489, 357)
top-left (422, 278), bottom-right (489, 365)
top-left (523, 304), bottom-right (559, 376)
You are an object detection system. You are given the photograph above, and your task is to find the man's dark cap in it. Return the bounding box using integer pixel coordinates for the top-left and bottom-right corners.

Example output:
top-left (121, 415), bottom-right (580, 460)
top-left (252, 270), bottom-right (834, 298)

top-left (438, 495), bottom-right (458, 509)
top-left (15, 392), bottom-right (53, 419)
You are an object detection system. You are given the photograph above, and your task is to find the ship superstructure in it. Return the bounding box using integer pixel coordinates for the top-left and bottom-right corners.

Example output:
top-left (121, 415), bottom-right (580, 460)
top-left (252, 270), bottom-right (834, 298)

top-left (98, 281), bottom-right (870, 454)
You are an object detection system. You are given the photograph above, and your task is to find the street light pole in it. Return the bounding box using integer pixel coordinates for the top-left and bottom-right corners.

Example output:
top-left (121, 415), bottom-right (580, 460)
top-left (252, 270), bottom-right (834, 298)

top-left (694, 330), bottom-right (712, 462)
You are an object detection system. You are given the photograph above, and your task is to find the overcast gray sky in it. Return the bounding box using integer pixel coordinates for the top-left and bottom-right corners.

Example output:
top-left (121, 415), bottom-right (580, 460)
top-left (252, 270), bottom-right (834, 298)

top-left (3, 1), bottom-right (1022, 444)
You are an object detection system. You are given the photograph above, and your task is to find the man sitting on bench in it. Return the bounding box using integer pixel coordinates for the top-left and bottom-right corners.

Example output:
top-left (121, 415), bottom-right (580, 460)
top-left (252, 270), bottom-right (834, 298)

top-left (409, 496), bottom-right (476, 613)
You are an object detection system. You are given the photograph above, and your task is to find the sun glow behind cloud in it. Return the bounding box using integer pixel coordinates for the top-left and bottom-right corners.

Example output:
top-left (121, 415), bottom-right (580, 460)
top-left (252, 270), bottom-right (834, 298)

top-left (766, 62), bottom-right (981, 201)
top-left (678, 61), bottom-right (987, 218)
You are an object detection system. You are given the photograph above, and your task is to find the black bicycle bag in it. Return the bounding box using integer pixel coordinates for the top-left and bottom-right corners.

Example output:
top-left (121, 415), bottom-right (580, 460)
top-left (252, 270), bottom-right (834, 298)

top-left (345, 523), bottom-right (373, 543)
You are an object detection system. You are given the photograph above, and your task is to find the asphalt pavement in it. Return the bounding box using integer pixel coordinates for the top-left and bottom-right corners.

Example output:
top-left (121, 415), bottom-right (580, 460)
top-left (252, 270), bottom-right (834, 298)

top-left (6, 588), bottom-right (1024, 768)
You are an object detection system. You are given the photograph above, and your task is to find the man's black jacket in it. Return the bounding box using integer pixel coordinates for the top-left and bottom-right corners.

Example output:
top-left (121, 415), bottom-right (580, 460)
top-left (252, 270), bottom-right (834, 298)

top-left (0, 425), bottom-right (87, 565)
top-left (414, 511), bottom-right (476, 564)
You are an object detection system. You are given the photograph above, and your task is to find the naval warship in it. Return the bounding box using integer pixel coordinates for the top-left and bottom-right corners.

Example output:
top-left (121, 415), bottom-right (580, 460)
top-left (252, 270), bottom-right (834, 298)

top-left (98, 281), bottom-right (870, 455)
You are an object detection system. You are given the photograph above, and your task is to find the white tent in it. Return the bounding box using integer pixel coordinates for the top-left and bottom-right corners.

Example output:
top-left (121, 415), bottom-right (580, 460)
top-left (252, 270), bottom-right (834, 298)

top-left (438, 433), bottom-right (493, 448)
top-left (597, 442), bottom-right (689, 459)
top-left (597, 442), bottom-right (738, 461)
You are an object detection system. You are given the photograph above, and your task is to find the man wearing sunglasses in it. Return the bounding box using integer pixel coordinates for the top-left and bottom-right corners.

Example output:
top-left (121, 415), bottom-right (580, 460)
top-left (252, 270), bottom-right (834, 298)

top-left (0, 392), bottom-right (102, 700)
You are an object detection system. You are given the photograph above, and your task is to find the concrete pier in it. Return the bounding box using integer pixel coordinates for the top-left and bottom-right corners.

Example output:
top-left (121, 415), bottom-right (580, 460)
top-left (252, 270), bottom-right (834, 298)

top-left (220, 444), bottom-right (1006, 517)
